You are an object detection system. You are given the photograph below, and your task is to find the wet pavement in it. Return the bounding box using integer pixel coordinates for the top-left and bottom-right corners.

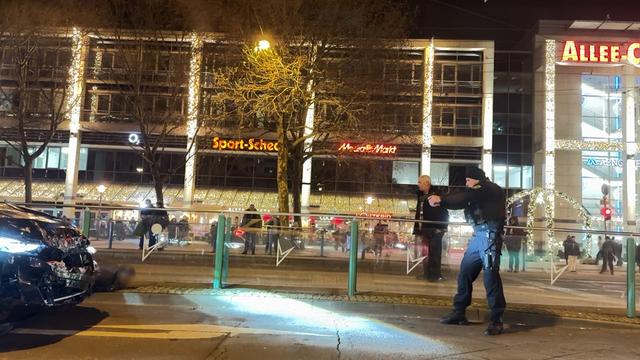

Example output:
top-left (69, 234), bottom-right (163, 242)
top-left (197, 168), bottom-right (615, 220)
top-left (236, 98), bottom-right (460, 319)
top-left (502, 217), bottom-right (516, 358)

top-left (1, 291), bottom-right (639, 359)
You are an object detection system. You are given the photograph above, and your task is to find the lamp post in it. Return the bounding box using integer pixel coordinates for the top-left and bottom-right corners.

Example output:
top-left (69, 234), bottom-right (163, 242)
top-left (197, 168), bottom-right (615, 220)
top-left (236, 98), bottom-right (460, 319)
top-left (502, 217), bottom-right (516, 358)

top-left (97, 184), bottom-right (106, 240)
top-left (97, 184), bottom-right (106, 206)
top-left (366, 195), bottom-right (374, 214)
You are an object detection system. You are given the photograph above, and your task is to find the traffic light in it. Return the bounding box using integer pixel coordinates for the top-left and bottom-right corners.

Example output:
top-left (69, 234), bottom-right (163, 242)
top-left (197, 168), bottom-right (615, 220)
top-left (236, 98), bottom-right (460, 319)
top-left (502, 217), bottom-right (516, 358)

top-left (600, 206), bottom-right (612, 221)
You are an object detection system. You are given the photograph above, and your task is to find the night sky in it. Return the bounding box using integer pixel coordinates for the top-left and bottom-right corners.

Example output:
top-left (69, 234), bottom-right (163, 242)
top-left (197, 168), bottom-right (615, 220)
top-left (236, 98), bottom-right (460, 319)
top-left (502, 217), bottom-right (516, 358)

top-left (409, 0), bottom-right (640, 48)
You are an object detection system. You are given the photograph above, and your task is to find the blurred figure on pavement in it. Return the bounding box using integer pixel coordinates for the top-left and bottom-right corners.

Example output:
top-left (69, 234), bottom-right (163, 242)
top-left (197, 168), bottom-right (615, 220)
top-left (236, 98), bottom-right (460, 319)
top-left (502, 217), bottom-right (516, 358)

top-left (505, 216), bottom-right (523, 272)
top-left (563, 235), bottom-right (580, 272)
top-left (240, 204), bottom-right (262, 255)
top-left (600, 236), bottom-right (615, 275)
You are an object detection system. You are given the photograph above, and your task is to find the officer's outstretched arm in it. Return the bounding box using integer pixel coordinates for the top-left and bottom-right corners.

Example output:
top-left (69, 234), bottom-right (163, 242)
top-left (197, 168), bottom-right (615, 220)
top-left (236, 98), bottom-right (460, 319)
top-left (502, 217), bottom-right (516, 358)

top-left (440, 189), bottom-right (476, 210)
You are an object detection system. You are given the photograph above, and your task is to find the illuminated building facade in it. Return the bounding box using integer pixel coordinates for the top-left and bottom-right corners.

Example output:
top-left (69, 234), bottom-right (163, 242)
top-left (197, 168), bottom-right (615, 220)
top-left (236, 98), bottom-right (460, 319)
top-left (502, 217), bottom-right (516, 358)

top-left (0, 31), bottom-right (509, 214)
top-left (533, 20), bottom-right (640, 232)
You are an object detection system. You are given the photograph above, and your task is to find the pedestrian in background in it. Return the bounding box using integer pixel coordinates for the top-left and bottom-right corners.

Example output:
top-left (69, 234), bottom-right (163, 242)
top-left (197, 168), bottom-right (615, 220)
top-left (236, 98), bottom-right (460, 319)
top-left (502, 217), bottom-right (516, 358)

top-left (333, 226), bottom-right (347, 252)
top-left (168, 218), bottom-right (177, 241)
top-left (613, 238), bottom-right (623, 267)
top-left (600, 236), bottom-right (615, 275)
top-left (360, 223), bottom-right (371, 260)
top-left (209, 220), bottom-right (217, 251)
top-left (561, 235), bottom-right (572, 265)
top-left (413, 175), bottom-right (449, 282)
top-left (138, 199), bottom-right (155, 250)
top-left (178, 216), bottom-right (190, 244)
top-left (373, 221), bottom-right (388, 259)
top-left (265, 215), bottom-right (280, 255)
top-left (563, 235), bottom-right (580, 272)
top-left (240, 204), bottom-right (262, 255)
top-left (595, 236), bottom-right (604, 265)
top-left (504, 216), bottom-right (523, 272)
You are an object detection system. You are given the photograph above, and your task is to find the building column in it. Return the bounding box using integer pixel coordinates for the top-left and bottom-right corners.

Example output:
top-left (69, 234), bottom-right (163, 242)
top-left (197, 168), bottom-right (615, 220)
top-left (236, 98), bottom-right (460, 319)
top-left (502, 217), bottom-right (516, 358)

top-left (420, 41), bottom-right (434, 176)
top-left (300, 99), bottom-right (315, 209)
top-left (623, 65), bottom-right (636, 230)
top-left (63, 28), bottom-right (88, 218)
top-left (543, 40), bottom-right (556, 215)
top-left (481, 46), bottom-right (494, 172)
top-left (183, 33), bottom-right (204, 206)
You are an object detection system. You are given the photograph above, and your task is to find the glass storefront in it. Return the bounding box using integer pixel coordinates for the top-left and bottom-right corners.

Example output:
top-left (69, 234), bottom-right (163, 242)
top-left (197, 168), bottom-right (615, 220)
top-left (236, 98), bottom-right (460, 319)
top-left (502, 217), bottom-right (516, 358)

top-left (580, 74), bottom-right (623, 223)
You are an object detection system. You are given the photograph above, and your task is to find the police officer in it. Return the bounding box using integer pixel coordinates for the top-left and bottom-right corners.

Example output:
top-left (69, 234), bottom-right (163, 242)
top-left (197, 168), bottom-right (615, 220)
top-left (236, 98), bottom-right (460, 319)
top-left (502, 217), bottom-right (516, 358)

top-left (428, 167), bottom-right (506, 336)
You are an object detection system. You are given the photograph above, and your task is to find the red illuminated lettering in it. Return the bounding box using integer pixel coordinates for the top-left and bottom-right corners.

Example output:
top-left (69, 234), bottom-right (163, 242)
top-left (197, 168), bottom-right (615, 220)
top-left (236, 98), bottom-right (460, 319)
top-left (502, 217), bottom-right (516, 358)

top-left (337, 142), bottom-right (397, 156)
top-left (212, 137), bottom-right (278, 152)
top-left (561, 41), bottom-right (640, 64)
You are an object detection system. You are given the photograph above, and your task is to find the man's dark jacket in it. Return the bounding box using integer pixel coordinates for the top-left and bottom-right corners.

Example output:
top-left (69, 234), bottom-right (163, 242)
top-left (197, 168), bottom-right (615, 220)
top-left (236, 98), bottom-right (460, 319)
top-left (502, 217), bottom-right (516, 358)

top-left (241, 210), bottom-right (262, 229)
top-left (413, 189), bottom-right (449, 234)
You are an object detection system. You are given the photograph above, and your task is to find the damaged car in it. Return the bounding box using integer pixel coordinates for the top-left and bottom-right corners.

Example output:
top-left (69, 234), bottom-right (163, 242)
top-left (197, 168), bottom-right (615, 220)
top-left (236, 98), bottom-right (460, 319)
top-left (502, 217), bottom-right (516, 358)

top-left (0, 204), bottom-right (96, 322)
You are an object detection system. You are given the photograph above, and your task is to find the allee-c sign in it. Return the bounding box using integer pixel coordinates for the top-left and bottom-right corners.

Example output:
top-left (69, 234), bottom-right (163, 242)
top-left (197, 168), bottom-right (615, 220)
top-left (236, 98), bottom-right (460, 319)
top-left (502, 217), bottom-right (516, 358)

top-left (561, 40), bottom-right (640, 65)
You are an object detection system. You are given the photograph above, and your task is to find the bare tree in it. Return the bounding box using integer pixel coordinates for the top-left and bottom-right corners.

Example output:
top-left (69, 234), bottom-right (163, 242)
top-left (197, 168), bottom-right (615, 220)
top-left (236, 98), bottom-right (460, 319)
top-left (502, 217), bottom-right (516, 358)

top-left (204, 0), bottom-right (412, 216)
top-left (85, 0), bottom-right (200, 207)
top-left (0, 1), bottom-right (87, 203)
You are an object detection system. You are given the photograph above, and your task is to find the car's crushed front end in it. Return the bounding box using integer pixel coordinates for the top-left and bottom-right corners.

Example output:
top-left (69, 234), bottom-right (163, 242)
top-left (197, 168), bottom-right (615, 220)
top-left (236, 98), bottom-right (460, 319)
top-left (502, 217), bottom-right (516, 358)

top-left (0, 205), bottom-right (96, 321)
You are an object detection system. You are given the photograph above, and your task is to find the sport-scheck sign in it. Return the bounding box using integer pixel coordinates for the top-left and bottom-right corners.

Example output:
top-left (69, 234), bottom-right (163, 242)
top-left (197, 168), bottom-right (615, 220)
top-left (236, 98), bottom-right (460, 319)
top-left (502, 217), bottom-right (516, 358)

top-left (561, 40), bottom-right (640, 65)
top-left (212, 136), bottom-right (279, 152)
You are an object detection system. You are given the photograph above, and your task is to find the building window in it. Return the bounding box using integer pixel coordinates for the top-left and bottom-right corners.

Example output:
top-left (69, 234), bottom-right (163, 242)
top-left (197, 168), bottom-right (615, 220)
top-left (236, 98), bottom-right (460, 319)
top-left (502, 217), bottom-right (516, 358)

top-left (493, 165), bottom-right (507, 188)
top-left (430, 162), bottom-right (449, 186)
top-left (432, 105), bottom-right (482, 137)
top-left (508, 165), bottom-right (521, 188)
top-left (392, 161), bottom-right (419, 185)
top-left (522, 165), bottom-right (533, 189)
top-left (46, 147), bottom-right (61, 168)
top-left (492, 164), bottom-right (532, 189)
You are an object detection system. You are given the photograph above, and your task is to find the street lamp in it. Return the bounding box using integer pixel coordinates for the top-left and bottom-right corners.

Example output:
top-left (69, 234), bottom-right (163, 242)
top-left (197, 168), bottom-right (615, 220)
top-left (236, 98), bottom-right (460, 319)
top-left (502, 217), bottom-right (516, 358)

top-left (256, 39), bottom-right (271, 51)
top-left (97, 184), bottom-right (106, 206)
top-left (97, 184), bottom-right (106, 240)
top-left (365, 196), bottom-right (374, 205)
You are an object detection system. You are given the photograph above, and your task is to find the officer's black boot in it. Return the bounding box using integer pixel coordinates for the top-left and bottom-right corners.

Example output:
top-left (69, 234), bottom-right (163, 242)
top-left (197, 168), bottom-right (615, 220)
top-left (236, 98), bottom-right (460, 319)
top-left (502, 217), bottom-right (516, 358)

top-left (484, 321), bottom-right (504, 336)
top-left (439, 311), bottom-right (469, 325)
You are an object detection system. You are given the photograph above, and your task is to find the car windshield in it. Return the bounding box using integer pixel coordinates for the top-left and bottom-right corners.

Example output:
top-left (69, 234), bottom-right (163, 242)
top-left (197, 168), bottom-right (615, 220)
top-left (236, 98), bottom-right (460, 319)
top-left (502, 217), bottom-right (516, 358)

top-left (0, 218), bottom-right (45, 243)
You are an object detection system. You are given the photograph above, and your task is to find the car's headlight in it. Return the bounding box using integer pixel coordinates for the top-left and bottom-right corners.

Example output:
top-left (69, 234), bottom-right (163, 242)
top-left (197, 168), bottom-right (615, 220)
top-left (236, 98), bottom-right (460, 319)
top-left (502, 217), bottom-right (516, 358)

top-left (0, 236), bottom-right (41, 254)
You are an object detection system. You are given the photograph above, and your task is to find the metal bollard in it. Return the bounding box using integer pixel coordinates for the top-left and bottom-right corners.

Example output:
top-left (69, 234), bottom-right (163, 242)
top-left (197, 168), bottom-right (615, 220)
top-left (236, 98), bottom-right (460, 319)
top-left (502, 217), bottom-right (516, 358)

top-left (348, 220), bottom-right (359, 297)
top-left (222, 225), bottom-right (230, 285)
top-left (213, 215), bottom-right (227, 289)
top-left (627, 238), bottom-right (636, 318)
top-left (81, 209), bottom-right (91, 238)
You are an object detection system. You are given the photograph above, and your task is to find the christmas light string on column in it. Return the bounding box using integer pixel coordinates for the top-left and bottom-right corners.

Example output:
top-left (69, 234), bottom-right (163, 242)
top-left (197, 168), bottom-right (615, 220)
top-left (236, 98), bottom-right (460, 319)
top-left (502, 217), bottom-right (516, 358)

top-left (506, 188), bottom-right (593, 257)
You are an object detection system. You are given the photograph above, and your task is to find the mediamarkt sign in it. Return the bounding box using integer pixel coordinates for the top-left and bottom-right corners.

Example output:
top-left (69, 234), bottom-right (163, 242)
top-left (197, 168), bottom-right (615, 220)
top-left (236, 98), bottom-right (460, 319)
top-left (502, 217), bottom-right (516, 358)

top-left (212, 136), bottom-right (279, 152)
top-left (337, 142), bottom-right (397, 155)
top-left (561, 40), bottom-right (640, 65)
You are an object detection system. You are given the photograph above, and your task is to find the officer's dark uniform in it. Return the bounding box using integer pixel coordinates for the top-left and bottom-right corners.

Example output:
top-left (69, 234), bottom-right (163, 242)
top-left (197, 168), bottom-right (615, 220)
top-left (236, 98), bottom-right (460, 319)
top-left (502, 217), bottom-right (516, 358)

top-left (437, 167), bottom-right (506, 335)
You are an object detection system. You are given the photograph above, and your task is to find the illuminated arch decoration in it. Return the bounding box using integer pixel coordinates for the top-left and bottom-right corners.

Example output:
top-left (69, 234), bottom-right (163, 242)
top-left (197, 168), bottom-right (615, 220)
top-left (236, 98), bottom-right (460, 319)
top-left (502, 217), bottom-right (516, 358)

top-left (506, 188), bottom-right (593, 285)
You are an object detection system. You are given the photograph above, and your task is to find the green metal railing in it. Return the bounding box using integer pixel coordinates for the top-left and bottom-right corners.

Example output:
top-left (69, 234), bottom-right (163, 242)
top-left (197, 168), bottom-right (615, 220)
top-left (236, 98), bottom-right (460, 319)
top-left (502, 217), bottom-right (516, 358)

top-left (213, 214), bottom-right (226, 289)
top-left (348, 220), bottom-right (359, 297)
top-left (627, 238), bottom-right (636, 318)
